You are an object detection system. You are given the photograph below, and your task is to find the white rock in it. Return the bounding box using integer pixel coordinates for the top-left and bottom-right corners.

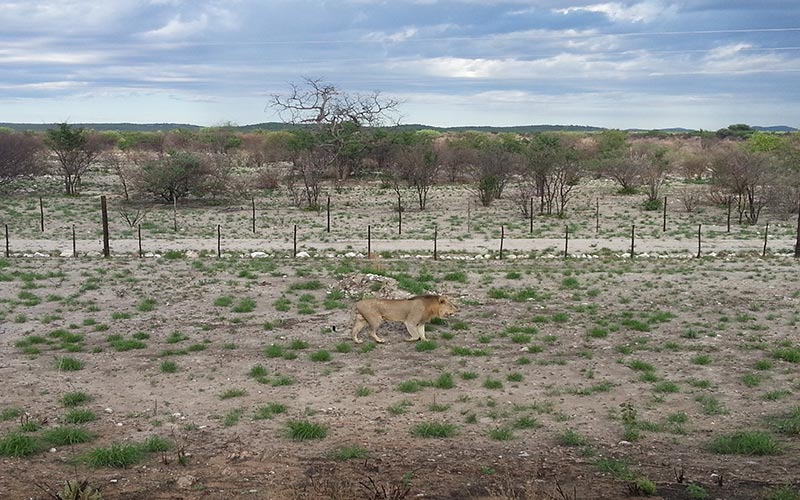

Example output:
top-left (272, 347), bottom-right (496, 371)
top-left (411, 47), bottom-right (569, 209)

top-left (250, 251), bottom-right (267, 258)
top-left (344, 252), bottom-right (357, 258)
top-left (104, 408), bottom-right (113, 414)
top-left (296, 251), bottom-right (311, 258)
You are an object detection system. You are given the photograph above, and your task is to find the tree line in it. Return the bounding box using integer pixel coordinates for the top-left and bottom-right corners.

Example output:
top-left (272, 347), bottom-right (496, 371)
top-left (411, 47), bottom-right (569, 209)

top-left (1, 82), bottom-right (798, 226)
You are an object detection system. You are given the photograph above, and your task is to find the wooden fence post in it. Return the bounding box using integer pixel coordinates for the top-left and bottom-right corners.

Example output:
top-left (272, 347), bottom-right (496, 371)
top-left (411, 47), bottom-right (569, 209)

top-left (293, 224), bottom-right (297, 258)
top-left (662, 196), bottom-right (667, 232)
top-left (327, 195), bottom-right (331, 233)
top-left (5, 224), bottom-right (9, 258)
top-left (499, 225), bottom-right (504, 260)
top-left (367, 225), bottom-right (371, 258)
top-left (795, 205), bottom-right (800, 259)
top-left (72, 225), bottom-right (77, 258)
top-left (137, 224), bottom-right (142, 258)
top-left (630, 224), bottom-right (635, 259)
top-left (397, 195), bottom-right (402, 235)
top-left (252, 198), bottom-right (256, 234)
top-left (40, 197), bottom-right (45, 233)
top-left (100, 195), bottom-right (110, 258)
top-left (529, 198), bottom-right (534, 234)
top-left (762, 222), bottom-right (769, 257)
top-left (434, 225), bottom-right (438, 261)
top-left (595, 198), bottom-right (600, 234)
top-left (217, 224), bottom-right (221, 258)
top-left (697, 224), bottom-right (702, 258)
top-left (726, 200), bottom-right (731, 233)
top-left (564, 225), bottom-right (569, 258)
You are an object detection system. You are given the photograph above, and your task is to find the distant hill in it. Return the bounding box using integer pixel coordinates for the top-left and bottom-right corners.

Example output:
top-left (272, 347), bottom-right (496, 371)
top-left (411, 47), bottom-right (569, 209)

top-left (752, 125), bottom-right (797, 132)
top-left (1, 122), bottom-right (796, 134)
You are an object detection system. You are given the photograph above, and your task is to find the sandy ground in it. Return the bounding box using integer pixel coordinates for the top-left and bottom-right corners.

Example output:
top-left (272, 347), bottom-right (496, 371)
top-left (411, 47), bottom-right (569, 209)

top-left (1, 252), bottom-right (798, 500)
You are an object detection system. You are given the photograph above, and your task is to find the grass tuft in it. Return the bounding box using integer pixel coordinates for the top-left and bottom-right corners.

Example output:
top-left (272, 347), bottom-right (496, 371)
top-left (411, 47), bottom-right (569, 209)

top-left (286, 420), bottom-right (327, 440)
top-left (411, 421), bottom-right (458, 438)
top-left (708, 431), bottom-right (782, 456)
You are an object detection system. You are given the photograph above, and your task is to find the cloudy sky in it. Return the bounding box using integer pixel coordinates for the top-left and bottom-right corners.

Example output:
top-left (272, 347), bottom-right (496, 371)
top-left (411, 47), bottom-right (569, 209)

top-left (1, 0), bottom-right (798, 129)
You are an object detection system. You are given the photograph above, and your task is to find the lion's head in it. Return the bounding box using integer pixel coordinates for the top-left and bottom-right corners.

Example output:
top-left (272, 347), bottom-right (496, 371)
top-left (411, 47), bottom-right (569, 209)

top-left (436, 296), bottom-right (457, 318)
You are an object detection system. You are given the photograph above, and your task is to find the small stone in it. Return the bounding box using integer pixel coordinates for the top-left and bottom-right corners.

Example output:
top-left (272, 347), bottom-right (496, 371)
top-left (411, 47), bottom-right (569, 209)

top-left (296, 251), bottom-right (311, 258)
top-left (176, 475), bottom-right (196, 489)
top-left (104, 408), bottom-right (113, 413)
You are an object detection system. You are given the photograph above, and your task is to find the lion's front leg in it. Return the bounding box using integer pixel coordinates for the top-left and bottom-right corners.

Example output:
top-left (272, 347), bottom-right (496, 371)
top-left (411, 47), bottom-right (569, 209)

top-left (417, 323), bottom-right (427, 341)
top-left (403, 321), bottom-right (420, 341)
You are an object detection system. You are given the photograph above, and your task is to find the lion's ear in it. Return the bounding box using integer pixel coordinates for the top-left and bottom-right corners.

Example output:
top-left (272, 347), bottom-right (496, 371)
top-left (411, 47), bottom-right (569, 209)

top-left (438, 296), bottom-right (446, 303)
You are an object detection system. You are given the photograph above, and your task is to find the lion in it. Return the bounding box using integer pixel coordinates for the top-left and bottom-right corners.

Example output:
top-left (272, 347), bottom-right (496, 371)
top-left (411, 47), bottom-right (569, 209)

top-left (351, 295), bottom-right (457, 344)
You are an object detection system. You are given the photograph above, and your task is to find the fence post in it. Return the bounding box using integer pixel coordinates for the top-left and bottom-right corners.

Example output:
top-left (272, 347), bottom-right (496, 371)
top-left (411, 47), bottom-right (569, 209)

top-left (327, 195), bottom-right (331, 233)
top-left (367, 224), bottom-right (371, 258)
top-left (217, 224), bottom-right (221, 258)
top-left (172, 193), bottom-right (177, 232)
top-left (726, 200), bottom-right (731, 233)
top-left (293, 224), bottom-right (297, 258)
top-left (72, 225), bottom-right (77, 258)
top-left (252, 198), bottom-right (256, 234)
top-left (433, 225), bottom-right (438, 261)
top-left (595, 198), bottom-right (600, 234)
top-left (5, 224), bottom-right (9, 258)
top-left (100, 195), bottom-right (110, 258)
top-left (529, 198), bottom-right (534, 234)
top-left (662, 196), bottom-right (667, 232)
top-left (762, 222), bottom-right (769, 257)
top-left (796, 205), bottom-right (800, 259)
top-left (397, 195), bottom-right (402, 235)
top-left (466, 200), bottom-right (470, 233)
top-left (630, 224), bottom-right (635, 259)
top-left (564, 225), bottom-right (569, 258)
top-left (40, 197), bottom-right (45, 233)
top-left (499, 225), bottom-right (504, 260)
top-left (697, 224), bottom-right (702, 258)
top-left (137, 224), bottom-right (142, 258)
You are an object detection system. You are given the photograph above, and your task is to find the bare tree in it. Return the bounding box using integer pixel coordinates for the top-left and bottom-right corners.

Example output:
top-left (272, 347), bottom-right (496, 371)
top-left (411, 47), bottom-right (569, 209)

top-left (709, 143), bottom-right (771, 224)
top-left (286, 145), bottom-right (333, 210)
top-left (472, 141), bottom-right (520, 207)
top-left (393, 140), bottom-right (439, 210)
top-left (45, 123), bottom-right (106, 194)
top-left (0, 130), bottom-right (44, 184)
top-left (270, 77), bottom-right (401, 181)
top-left (519, 134), bottom-right (583, 217)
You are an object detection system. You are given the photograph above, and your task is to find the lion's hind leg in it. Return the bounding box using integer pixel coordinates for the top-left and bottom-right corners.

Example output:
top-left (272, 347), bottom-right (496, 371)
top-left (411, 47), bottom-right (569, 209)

top-left (365, 314), bottom-right (386, 344)
top-left (351, 312), bottom-right (368, 344)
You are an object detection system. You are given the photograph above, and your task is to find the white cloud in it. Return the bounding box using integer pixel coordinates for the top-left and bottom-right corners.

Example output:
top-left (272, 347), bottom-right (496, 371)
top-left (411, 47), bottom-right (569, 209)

top-left (554, 1), bottom-right (672, 23)
top-left (363, 27), bottom-right (419, 43)
top-left (141, 14), bottom-right (210, 39)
